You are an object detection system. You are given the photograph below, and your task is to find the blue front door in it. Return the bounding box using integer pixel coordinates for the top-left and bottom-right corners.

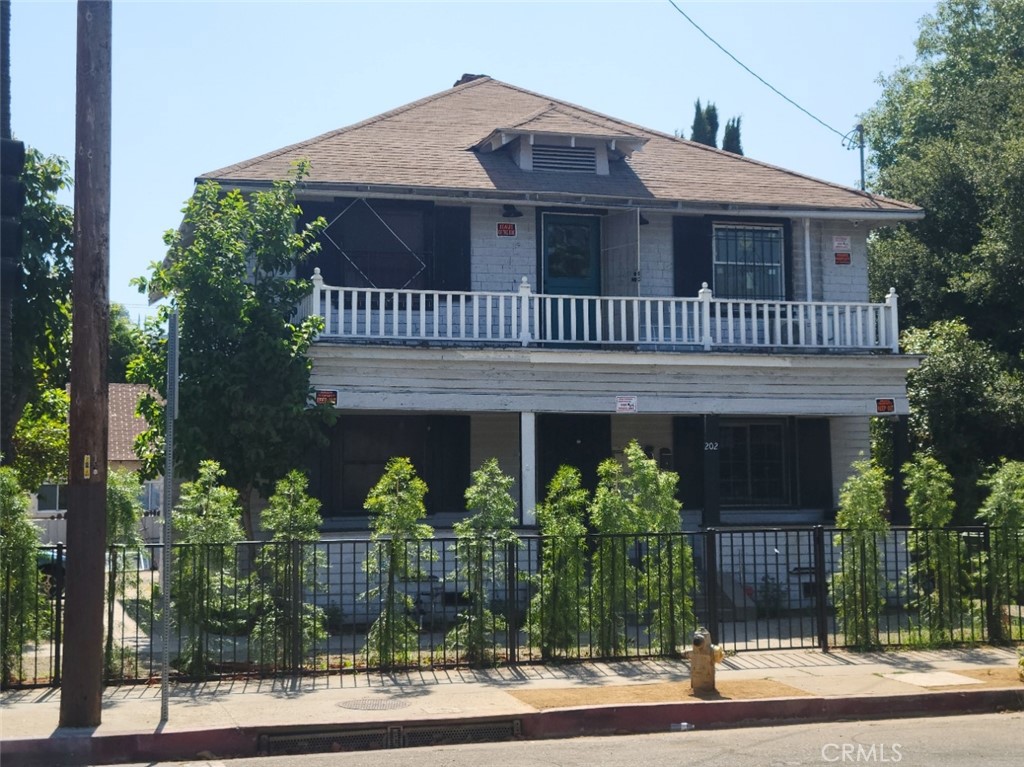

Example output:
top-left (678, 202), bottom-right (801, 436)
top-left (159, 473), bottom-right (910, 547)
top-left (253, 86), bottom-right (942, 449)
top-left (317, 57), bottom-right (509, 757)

top-left (542, 214), bottom-right (601, 342)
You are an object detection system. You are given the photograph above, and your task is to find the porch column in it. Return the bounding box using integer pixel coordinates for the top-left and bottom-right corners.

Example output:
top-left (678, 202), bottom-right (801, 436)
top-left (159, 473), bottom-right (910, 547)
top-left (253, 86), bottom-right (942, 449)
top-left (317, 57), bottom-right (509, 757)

top-left (803, 218), bottom-right (812, 302)
top-left (520, 411), bottom-right (537, 526)
top-left (702, 415), bottom-right (721, 527)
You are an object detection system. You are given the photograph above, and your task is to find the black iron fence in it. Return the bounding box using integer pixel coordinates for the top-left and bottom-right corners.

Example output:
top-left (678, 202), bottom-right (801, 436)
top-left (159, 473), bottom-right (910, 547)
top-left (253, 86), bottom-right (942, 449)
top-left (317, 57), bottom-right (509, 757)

top-left (3, 526), bottom-right (1021, 688)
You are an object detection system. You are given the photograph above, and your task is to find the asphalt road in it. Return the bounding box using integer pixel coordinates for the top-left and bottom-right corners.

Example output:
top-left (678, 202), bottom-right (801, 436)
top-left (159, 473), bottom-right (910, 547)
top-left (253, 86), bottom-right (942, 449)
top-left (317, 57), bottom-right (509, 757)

top-left (109, 711), bottom-right (1024, 767)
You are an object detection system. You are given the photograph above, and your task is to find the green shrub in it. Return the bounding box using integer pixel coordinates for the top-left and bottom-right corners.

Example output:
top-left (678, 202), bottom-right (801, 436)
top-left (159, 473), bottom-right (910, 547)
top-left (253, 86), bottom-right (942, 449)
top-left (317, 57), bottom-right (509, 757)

top-left (1, 467), bottom-right (48, 685)
top-left (977, 460), bottom-right (1024, 640)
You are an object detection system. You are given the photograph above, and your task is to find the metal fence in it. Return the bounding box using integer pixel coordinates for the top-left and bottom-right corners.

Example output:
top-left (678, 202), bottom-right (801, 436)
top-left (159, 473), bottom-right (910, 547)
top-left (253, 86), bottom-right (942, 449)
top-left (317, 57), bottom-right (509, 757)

top-left (3, 526), bottom-right (1021, 689)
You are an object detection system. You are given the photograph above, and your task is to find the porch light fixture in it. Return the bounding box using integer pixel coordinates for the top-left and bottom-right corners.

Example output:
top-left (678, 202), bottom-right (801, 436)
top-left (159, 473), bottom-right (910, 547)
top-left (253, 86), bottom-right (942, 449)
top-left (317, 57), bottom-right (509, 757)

top-left (639, 213), bottom-right (650, 225)
top-left (502, 204), bottom-right (524, 218)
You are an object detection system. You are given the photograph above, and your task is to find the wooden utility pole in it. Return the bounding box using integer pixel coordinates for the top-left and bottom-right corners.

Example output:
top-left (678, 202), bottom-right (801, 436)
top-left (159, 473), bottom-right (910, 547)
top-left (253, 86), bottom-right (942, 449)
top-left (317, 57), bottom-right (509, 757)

top-left (59, 0), bottom-right (111, 728)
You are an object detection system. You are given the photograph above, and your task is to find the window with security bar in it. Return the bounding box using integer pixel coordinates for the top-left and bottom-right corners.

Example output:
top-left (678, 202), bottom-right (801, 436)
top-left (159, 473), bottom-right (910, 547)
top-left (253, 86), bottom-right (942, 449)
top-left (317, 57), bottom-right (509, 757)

top-left (719, 420), bottom-right (790, 506)
top-left (712, 224), bottom-right (785, 300)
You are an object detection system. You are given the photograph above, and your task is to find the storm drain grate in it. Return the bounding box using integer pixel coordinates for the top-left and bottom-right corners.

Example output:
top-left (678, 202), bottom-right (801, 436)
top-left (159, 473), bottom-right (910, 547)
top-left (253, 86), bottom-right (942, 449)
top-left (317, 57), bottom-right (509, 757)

top-left (259, 719), bottom-right (522, 756)
top-left (402, 719), bottom-right (522, 748)
top-left (260, 727), bottom-right (390, 755)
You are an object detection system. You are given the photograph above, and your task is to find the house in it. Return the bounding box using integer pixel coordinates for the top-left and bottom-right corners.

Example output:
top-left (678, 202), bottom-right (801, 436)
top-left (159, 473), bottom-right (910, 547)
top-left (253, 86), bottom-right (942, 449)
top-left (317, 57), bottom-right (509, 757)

top-left (32, 383), bottom-right (162, 544)
top-left (198, 75), bottom-right (922, 534)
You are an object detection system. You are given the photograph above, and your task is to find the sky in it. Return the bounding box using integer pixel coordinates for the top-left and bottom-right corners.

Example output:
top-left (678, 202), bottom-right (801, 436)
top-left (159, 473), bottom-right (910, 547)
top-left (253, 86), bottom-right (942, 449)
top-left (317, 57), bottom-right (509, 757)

top-left (9, 0), bottom-right (935, 321)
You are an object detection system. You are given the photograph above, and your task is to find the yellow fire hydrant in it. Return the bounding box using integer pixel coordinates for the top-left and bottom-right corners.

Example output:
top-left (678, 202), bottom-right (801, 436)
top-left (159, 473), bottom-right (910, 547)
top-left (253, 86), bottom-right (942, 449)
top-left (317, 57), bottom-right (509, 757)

top-left (690, 626), bottom-right (724, 694)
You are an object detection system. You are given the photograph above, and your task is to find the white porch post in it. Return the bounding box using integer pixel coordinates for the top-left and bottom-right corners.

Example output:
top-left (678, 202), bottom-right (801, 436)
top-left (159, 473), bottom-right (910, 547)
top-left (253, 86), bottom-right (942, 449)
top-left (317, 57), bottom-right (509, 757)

top-left (699, 282), bottom-right (713, 351)
top-left (885, 287), bottom-right (900, 352)
top-left (518, 276), bottom-right (532, 347)
top-left (520, 411), bottom-right (537, 526)
top-left (803, 218), bottom-right (812, 302)
top-left (310, 267), bottom-right (324, 337)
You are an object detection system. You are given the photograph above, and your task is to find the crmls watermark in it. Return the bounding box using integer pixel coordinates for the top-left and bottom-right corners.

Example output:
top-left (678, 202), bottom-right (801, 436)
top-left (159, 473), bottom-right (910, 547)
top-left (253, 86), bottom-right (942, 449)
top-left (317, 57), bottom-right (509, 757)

top-left (821, 743), bottom-right (903, 763)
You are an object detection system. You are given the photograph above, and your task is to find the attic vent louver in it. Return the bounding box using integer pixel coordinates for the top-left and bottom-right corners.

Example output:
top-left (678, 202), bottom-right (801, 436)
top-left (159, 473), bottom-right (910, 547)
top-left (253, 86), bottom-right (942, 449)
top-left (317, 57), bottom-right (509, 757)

top-left (533, 145), bottom-right (597, 173)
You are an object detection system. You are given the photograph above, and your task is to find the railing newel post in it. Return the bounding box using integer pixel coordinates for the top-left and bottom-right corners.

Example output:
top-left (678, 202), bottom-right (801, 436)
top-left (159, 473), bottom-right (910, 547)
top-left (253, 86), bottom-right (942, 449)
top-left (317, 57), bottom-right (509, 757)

top-left (885, 287), bottom-right (899, 352)
top-left (518, 277), bottom-right (532, 347)
top-left (698, 283), bottom-right (713, 351)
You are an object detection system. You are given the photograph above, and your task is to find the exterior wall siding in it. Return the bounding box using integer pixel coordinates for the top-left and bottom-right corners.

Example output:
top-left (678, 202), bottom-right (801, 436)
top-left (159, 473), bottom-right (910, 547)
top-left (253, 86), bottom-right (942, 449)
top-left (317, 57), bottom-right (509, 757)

top-left (828, 415), bottom-right (871, 507)
top-left (469, 204), bottom-right (536, 293)
top-left (637, 213), bottom-right (674, 298)
top-left (817, 220), bottom-right (869, 303)
top-left (470, 413), bottom-right (523, 513)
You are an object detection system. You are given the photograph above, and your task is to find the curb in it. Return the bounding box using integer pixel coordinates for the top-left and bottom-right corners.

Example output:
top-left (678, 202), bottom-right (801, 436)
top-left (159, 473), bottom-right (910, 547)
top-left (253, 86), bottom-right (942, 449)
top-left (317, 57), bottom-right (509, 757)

top-left (3, 688), bottom-right (1022, 767)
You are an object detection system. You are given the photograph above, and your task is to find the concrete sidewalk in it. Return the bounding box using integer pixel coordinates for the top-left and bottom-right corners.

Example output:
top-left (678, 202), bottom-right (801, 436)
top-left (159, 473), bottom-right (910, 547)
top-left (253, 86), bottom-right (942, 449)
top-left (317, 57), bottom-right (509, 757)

top-left (2, 646), bottom-right (1021, 766)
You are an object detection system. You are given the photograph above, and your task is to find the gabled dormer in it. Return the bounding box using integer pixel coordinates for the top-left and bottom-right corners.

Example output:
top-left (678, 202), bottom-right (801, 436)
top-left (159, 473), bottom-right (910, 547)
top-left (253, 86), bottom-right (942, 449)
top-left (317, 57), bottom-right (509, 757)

top-left (474, 104), bottom-right (647, 175)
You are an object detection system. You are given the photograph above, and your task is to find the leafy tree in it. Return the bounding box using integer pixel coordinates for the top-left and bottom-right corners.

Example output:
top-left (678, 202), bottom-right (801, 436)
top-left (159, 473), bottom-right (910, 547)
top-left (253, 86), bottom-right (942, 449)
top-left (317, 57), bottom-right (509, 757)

top-left (829, 459), bottom-right (890, 648)
top-left (250, 470), bottom-right (326, 670)
top-left (107, 304), bottom-right (144, 384)
top-left (864, 1), bottom-right (1024, 360)
top-left (131, 165), bottom-right (330, 536)
top-left (722, 117), bottom-right (743, 155)
top-left (445, 458), bottom-right (520, 666)
top-left (902, 320), bottom-right (1024, 521)
top-left (0, 466), bottom-right (48, 685)
top-left (10, 387), bottom-right (68, 493)
top-left (903, 454), bottom-right (969, 643)
top-left (2, 148), bottom-right (73, 462)
top-left (363, 457), bottom-right (434, 667)
top-left (171, 460), bottom-right (245, 676)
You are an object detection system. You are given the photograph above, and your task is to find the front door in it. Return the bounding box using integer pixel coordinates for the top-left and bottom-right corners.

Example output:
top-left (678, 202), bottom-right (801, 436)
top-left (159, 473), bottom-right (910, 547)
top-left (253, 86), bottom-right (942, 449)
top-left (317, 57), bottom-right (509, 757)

top-left (542, 214), bottom-right (601, 341)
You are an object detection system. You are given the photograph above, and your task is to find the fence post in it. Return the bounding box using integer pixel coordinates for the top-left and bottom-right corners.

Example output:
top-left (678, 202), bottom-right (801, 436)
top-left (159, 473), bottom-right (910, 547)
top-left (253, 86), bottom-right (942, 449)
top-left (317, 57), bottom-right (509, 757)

top-left (704, 528), bottom-right (720, 644)
top-left (981, 525), bottom-right (1001, 644)
top-left (813, 526), bottom-right (830, 652)
top-left (52, 543), bottom-right (64, 687)
top-left (506, 541), bottom-right (519, 664)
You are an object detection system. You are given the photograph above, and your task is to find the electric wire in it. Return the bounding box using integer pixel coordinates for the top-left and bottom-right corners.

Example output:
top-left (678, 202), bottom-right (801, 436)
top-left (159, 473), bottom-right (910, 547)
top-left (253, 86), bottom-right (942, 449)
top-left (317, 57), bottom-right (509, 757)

top-left (666, 0), bottom-right (848, 140)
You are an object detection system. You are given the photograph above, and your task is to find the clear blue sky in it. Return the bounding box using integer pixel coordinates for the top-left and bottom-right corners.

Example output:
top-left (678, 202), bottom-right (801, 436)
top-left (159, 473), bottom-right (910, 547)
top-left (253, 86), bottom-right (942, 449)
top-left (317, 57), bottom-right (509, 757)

top-left (10, 0), bottom-right (934, 320)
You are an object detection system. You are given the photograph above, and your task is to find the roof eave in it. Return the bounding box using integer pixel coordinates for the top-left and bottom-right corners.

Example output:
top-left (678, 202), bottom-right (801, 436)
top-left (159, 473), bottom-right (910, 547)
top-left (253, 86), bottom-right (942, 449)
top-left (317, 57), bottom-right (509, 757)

top-left (197, 177), bottom-right (923, 221)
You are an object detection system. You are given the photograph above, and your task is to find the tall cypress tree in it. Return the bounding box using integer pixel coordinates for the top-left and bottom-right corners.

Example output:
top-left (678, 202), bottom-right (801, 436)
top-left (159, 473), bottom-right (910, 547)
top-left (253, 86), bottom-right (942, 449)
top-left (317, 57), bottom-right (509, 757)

top-left (689, 99), bottom-right (711, 146)
top-left (723, 117), bottom-right (743, 155)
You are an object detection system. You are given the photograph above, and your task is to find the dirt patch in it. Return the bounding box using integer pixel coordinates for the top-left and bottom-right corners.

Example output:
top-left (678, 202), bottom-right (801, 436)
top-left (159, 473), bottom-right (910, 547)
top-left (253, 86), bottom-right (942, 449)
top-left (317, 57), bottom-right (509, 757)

top-left (935, 667), bottom-right (1024, 690)
top-left (509, 679), bottom-right (809, 710)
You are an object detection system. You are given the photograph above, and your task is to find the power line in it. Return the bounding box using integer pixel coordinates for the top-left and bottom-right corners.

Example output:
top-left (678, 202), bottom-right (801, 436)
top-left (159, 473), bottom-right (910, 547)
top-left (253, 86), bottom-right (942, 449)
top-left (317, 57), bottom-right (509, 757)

top-left (666, 0), bottom-right (848, 140)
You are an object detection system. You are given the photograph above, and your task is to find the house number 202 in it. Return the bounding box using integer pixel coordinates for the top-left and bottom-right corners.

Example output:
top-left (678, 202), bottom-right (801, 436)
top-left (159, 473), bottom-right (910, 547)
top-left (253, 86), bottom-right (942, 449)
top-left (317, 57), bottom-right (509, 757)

top-left (704, 442), bottom-right (719, 451)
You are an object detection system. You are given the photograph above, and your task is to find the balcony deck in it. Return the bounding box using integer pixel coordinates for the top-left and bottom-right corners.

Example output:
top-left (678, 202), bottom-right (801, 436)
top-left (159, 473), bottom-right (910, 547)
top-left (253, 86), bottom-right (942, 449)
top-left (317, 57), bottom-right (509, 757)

top-left (301, 271), bottom-right (900, 354)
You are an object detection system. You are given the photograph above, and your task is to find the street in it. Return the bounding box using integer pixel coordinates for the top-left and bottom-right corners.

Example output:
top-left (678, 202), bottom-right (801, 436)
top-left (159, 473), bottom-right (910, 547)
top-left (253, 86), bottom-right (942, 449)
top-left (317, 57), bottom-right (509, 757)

top-left (110, 711), bottom-right (1023, 767)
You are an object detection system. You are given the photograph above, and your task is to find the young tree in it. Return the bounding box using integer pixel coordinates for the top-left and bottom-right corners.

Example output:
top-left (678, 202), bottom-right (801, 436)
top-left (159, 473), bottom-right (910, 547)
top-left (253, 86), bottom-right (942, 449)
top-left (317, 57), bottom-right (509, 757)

top-left (445, 459), bottom-right (520, 665)
top-left (250, 470), bottom-right (326, 670)
top-left (829, 460), bottom-right (891, 648)
top-left (903, 453), bottom-right (968, 643)
top-left (529, 466), bottom-right (589, 659)
top-left (689, 99), bottom-right (715, 147)
top-left (171, 460), bottom-right (245, 676)
top-left (131, 165), bottom-right (330, 536)
top-left (363, 457), bottom-right (434, 667)
top-left (104, 468), bottom-right (144, 679)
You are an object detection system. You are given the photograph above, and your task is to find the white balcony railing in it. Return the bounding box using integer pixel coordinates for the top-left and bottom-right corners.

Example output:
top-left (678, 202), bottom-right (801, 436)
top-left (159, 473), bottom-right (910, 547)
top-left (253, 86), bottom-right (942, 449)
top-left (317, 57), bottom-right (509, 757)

top-left (301, 269), bottom-right (900, 352)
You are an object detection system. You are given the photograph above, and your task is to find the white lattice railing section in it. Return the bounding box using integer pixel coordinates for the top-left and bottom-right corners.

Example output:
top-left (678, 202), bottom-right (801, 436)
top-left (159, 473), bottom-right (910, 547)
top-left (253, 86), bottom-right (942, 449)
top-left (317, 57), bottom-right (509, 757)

top-left (301, 269), bottom-right (900, 352)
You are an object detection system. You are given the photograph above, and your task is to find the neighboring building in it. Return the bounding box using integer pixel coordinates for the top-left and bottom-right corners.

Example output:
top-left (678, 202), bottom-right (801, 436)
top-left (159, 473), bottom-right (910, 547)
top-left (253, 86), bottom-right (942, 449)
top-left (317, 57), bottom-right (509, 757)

top-left (198, 75), bottom-right (922, 533)
top-left (32, 383), bottom-right (161, 543)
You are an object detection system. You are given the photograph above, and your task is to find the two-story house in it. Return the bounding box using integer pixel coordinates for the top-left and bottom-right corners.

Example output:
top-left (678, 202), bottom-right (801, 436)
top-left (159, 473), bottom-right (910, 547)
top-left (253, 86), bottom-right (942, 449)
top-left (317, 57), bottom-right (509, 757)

top-left (199, 75), bottom-right (922, 534)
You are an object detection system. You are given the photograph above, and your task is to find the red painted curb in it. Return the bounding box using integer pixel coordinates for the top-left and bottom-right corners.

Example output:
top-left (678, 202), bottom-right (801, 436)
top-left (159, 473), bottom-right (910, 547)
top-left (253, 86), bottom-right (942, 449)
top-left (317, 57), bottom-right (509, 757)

top-left (2, 688), bottom-right (1021, 766)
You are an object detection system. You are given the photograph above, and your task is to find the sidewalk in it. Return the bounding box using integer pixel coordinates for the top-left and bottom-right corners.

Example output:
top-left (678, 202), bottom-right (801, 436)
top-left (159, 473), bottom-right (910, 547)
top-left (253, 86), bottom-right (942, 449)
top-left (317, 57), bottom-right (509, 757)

top-left (2, 646), bottom-right (1021, 766)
